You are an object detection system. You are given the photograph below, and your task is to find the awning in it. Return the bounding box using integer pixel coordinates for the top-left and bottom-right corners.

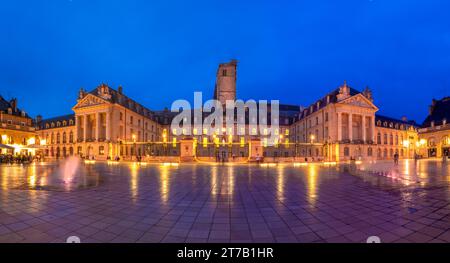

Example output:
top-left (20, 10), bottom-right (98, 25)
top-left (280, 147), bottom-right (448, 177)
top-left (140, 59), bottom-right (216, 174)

top-left (0, 144), bottom-right (14, 150)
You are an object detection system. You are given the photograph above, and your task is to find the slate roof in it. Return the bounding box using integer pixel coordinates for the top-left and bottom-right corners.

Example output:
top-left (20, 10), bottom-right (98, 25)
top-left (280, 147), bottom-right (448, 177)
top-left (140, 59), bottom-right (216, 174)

top-left (0, 95), bottom-right (31, 118)
top-left (422, 97), bottom-right (450, 128)
top-left (375, 114), bottom-right (419, 130)
top-left (38, 114), bottom-right (75, 130)
top-left (295, 85), bottom-right (361, 121)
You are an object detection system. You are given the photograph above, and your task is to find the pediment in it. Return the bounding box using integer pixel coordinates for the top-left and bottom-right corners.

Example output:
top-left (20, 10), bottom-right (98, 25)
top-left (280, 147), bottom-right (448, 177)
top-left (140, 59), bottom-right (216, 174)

top-left (338, 94), bottom-right (379, 110)
top-left (72, 94), bottom-right (110, 110)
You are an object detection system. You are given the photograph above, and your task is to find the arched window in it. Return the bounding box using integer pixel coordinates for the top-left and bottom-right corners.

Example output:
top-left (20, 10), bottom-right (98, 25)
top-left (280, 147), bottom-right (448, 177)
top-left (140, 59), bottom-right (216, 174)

top-left (390, 134), bottom-right (393, 145)
top-left (383, 149), bottom-right (388, 158)
top-left (51, 133), bottom-right (55, 144)
top-left (56, 133), bottom-right (60, 144)
top-left (395, 135), bottom-right (398, 145)
top-left (377, 148), bottom-right (381, 158)
top-left (62, 132), bottom-right (67, 143)
top-left (367, 147), bottom-right (373, 156)
top-left (428, 137), bottom-right (436, 147)
top-left (69, 131), bottom-right (73, 143)
top-left (383, 134), bottom-right (388, 144)
top-left (377, 133), bottom-right (381, 144)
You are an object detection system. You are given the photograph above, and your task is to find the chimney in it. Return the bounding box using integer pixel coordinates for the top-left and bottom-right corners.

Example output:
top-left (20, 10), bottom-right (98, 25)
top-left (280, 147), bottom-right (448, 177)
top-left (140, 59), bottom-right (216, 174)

top-left (429, 99), bottom-right (437, 115)
top-left (9, 98), bottom-right (17, 112)
top-left (118, 85), bottom-right (123, 94)
top-left (36, 115), bottom-right (42, 123)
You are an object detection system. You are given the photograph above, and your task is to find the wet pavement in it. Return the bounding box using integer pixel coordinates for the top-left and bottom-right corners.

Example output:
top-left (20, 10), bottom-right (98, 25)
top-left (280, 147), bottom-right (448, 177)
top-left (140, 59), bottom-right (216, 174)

top-left (0, 158), bottom-right (450, 243)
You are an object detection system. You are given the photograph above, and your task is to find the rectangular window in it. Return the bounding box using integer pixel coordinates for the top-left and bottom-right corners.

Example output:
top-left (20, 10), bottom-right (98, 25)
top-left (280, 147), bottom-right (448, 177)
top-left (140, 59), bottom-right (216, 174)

top-left (99, 146), bottom-right (105, 155)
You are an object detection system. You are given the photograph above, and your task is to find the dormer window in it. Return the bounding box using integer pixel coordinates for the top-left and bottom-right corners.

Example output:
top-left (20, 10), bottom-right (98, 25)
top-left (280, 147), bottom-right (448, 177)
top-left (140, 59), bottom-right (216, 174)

top-left (63, 121), bottom-right (67, 126)
top-left (7, 108), bottom-right (12, 114)
top-left (443, 118), bottom-right (447, 125)
top-left (389, 122), bottom-right (393, 128)
top-left (57, 121), bottom-right (61, 127)
top-left (377, 120), bottom-right (381, 126)
top-left (326, 96), bottom-right (330, 104)
top-left (46, 124), bottom-right (49, 128)
top-left (431, 121), bottom-right (435, 127)
top-left (21, 111), bottom-right (26, 117)
top-left (383, 122), bottom-right (387, 127)
top-left (51, 122), bottom-right (55, 128)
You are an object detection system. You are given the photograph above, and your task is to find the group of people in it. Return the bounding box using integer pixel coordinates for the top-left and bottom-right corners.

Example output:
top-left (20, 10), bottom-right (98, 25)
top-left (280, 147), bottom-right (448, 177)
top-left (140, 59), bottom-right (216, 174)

top-left (0, 154), bottom-right (34, 164)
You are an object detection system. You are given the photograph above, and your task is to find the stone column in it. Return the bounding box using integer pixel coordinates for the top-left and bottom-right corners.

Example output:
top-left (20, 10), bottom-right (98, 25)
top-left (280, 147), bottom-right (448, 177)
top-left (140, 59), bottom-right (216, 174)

top-left (362, 115), bottom-right (366, 142)
top-left (106, 111), bottom-right (111, 141)
top-left (83, 114), bottom-right (88, 141)
top-left (348, 114), bottom-right (353, 142)
top-left (96, 112), bottom-right (101, 141)
top-left (75, 115), bottom-right (81, 141)
top-left (371, 116), bottom-right (376, 142)
top-left (337, 112), bottom-right (342, 142)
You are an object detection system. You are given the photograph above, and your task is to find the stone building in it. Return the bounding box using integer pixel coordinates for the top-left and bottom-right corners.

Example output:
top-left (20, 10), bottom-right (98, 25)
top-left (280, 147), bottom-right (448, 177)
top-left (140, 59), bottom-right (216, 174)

top-left (418, 97), bottom-right (450, 158)
top-left (15, 60), bottom-right (448, 162)
top-left (291, 82), bottom-right (420, 162)
top-left (36, 84), bottom-right (161, 160)
top-left (0, 96), bottom-right (37, 155)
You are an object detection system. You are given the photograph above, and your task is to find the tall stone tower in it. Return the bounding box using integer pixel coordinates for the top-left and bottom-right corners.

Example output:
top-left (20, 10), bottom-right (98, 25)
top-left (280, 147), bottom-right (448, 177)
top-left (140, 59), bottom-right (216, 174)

top-left (213, 59), bottom-right (237, 104)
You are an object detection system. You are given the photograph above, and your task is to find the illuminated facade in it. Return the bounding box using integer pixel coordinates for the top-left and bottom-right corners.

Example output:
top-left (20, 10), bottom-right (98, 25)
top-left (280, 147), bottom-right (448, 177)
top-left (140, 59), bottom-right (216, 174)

top-left (0, 96), bottom-right (37, 155)
top-left (417, 97), bottom-right (450, 158)
top-left (291, 82), bottom-right (420, 162)
top-left (3, 60), bottom-right (447, 162)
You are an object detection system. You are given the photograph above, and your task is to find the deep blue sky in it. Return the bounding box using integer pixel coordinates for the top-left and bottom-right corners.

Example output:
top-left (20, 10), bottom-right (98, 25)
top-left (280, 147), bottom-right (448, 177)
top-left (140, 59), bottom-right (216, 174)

top-left (1, 0), bottom-right (449, 123)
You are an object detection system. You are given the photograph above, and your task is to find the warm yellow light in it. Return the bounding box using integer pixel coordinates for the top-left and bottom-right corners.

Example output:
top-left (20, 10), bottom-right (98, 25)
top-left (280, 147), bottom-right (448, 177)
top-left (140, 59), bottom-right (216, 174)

top-left (40, 139), bottom-right (47, 146)
top-left (203, 137), bottom-right (208, 148)
top-left (240, 137), bottom-right (245, 147)
top-left (27, 137), bottom-right (36, 145)
top-left (193, 128), bottom-right (198, 135)
top-left (203, 128), bottom-right (208, 135)
top-left (172, 137), bottom-right (177, 147)
top-left (419, 139), bottom-right (426, 145)
top-left (132, 134), bottom-right (136, 142)
top-left (285, 129), bottom-right (289, 135)
top-left (402, 140), bottom-right (410, 147)
top-left (1, 134), bottom-right (7, 142)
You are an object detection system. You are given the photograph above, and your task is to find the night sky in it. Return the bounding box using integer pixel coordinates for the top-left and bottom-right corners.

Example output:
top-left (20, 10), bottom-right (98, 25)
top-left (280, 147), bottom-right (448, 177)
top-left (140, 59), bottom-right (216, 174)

top-left (1, 0), bottom-right (449, 124)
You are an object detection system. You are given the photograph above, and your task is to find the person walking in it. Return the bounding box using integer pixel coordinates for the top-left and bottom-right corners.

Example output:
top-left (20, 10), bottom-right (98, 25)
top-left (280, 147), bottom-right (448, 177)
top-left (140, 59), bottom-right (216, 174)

top-left (394, 152), bottom-right (399, 165)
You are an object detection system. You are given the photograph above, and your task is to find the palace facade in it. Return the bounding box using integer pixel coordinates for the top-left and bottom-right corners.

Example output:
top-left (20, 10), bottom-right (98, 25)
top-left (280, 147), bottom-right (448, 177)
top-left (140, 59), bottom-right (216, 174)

top-left (1, 60), bottom-right (448, 162)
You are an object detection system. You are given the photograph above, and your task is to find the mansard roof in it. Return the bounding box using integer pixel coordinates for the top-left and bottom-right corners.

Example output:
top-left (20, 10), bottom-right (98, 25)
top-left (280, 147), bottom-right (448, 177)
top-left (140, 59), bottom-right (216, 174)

top-left (86, 84), bottom-right (158, 120)
top-left (375, 114), bottom-right (418, 130)
top-left (295, 84), bottom-right (362, 121)
top-left (0, 95), bottom-right (31, 118)
top-left (37, 114), bottom-right (75, 130)
top-left (422, 96), bottom-right (450, 128)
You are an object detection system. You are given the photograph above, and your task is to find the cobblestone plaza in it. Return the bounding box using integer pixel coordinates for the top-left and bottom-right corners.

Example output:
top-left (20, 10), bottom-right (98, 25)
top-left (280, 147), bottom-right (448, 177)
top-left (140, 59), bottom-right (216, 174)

top-left (1, 159), bottom-right (449, 243)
